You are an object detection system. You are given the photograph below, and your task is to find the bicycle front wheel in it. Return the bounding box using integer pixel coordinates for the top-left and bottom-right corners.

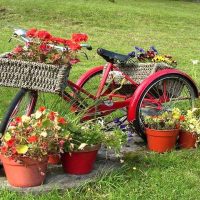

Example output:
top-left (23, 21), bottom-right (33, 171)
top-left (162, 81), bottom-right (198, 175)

top-left (0, 89), bottom-right (37, 134)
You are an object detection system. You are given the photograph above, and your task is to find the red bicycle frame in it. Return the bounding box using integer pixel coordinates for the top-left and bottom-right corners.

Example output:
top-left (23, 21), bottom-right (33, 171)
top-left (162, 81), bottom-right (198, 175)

top-left (61, 63), bottom-right (198, 123)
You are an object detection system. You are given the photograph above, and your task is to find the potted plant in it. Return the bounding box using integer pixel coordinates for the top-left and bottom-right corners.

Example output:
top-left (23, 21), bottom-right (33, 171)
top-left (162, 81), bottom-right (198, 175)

top-left (0, 106), bottom-right (68, 187)
top-left (179, 109), bottom-right (200, 149)
top-left (58, 115), bottom-right (127, 175)
top-left (144, 108), bottom-right (181, 153)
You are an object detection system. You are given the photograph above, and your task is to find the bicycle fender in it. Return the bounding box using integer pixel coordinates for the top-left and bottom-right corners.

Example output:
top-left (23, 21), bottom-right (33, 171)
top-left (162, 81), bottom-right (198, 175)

top-left (76, 66), bottom-right (104, 87)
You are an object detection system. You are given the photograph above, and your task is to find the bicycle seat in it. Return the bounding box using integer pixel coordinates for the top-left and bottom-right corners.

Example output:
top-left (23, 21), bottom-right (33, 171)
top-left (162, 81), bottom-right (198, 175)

top-left (97, 48), bottom-right (130, 64)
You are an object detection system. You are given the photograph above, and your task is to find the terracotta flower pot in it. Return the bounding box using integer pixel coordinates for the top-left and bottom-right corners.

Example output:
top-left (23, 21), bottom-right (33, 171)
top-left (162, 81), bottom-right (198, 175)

top-left (146, 128), bottom-right (179, 153)
top-left (1, 156), bottom-right (48, 187)
top-left (178, 131), bottom-right (197, 149)
top-left (61, 144), bottom-right (100, 175)
top-left (48, 154), bottom-right (61, 165)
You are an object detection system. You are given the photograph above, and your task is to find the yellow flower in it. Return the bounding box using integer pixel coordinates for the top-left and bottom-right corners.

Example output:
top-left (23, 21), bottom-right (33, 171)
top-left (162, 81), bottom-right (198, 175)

top-left (16, 145), bottom-right (28, 154)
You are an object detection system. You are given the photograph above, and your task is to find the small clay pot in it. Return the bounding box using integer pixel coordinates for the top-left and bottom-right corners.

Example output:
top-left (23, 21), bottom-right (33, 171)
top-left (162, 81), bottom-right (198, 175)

top-left (146, 128), bottom-right (179, 153)
top-left (61, 144), bottom-right (100, 175)
top-left (1, 156), bottom-right (48, 187)
top-left (178, 131), bottom-right (197, 149)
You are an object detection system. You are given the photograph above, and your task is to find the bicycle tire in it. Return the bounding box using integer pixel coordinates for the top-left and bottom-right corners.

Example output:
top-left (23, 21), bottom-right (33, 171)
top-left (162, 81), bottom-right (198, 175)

top-left (0, 88), bottom-right (37, 134)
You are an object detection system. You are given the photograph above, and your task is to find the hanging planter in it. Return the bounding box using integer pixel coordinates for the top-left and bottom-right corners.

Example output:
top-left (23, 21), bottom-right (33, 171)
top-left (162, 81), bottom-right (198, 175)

top-left (146, 128), bottom-right (179, 153)
top-left (61, 144), bottom-right (100, 175)
top-left (1, 156), bottom-right (48, 187)
top-left (178, 131), bottom-right (197, 149)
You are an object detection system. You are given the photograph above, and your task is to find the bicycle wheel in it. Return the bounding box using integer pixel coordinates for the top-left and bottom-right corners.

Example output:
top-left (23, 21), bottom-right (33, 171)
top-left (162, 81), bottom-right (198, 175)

top-left (133, 74), bottom-right (199, 140)
top-left (76, 67), bottom-right (135, 130)
top-left (0, 89), bottom-right (37, 134)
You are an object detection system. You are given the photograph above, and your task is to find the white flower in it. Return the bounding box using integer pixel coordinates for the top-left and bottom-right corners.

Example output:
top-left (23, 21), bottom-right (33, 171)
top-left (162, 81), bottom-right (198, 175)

top-left (21, 115), bottom-right (31, 123)
top-left (55, 125), bottom-right (61, 130)
top-left (35, 111), bottom-right (42, 119)
top-left (8, 126), bottom-right (16, 131)
top-left (78, 143), bottom-right (87, 150)
top-left (191, 60), bottom-right (199, 65)
top-left (40, 131), bottom-right (47, 137)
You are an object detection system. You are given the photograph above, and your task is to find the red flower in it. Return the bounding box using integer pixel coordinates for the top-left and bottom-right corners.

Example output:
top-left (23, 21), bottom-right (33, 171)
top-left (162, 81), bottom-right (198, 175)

top-left (38, 43), bottom-right (50, 53)
top-left (72, 33), bottom-right (88, 43)
top-left (26, 28), bottom-right (37, 38)
top-left (28, 135), bottom-right (38, 143)
top-left (1, 146), bottom-right (8, 154)
top-left (70, 58), bottom-right (80, 65)
top-left (69, 43), bottom-right (81, 51)
top-left (57, 117), bottom-right (66, 124)
top-left (13, 45), bottom-right (23, 54)
top-left (6, 139), bottom-right (15, 147)
top-left (48, 111), bottom-right (56, 121)
top-left (180, 115), bottom-right (185, 121)
top-left (11, 147), bottom-right (17, 154)
top-left (51, 37), bottom-right (66, 44)
top-left (64, 40), bottom-right (81, 51)
top-left (36, 30), bottom-right (52, 41)
top-left (39, 106), bottom-right (46, 112)
top-left (15, 117), bottom-right (22, 124)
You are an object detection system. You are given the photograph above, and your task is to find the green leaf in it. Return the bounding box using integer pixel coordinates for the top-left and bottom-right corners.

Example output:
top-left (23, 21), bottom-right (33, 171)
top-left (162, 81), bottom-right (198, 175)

top-left (4, 132), bottom-right (11, 141)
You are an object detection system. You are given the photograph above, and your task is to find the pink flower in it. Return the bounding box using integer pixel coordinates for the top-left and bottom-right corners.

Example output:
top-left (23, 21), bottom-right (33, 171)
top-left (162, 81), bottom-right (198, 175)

top-left (13, 45), bottom-right (23, 54)
top-left (70, 58), bottom-right (80, 65)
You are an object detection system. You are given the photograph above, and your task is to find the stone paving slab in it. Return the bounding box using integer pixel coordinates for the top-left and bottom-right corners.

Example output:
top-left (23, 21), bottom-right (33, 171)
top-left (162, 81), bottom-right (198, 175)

top-left (0, 133), bottom-right (145, 193)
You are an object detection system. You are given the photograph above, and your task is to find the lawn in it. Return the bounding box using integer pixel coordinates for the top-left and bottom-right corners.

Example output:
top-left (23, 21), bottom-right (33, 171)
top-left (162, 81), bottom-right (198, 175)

top-left (0, 0), bottom-right (200, 199)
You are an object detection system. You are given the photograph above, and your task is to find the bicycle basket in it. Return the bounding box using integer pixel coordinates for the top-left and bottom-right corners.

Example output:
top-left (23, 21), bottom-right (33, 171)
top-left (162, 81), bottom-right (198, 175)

top-left (0, 58), bottom-right (71, 94)
top-left (104, 62), bottom-right (172, 95)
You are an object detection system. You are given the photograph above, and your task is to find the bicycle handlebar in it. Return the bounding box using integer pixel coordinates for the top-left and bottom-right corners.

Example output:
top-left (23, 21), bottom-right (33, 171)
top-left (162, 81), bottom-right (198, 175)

top-left (12, 28), bottom-right (92, 51)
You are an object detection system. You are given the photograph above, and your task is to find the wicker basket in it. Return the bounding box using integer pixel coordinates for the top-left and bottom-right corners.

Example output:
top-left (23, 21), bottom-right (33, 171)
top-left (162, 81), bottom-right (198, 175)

top-left (104, 62), bottom-right (172, 95)
top-left (0, 58), bottom-right (71, 94)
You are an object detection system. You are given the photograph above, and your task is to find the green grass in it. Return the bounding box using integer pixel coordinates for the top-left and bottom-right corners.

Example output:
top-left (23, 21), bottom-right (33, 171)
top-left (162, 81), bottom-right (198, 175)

top-left (0, 0), bottom-right (200, 199)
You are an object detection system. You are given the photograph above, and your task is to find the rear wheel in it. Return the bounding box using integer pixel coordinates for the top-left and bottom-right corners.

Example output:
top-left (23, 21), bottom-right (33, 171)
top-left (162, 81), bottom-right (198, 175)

top-left (133, 74), bottom-right (198, 140)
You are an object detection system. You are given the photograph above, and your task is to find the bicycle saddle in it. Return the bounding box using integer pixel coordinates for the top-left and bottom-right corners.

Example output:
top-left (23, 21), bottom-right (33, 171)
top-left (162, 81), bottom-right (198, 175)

top-left (97, 48), bottom-right (130, 64)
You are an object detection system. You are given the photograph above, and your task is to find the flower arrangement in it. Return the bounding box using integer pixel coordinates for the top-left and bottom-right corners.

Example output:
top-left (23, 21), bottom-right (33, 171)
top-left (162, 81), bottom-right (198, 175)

top-left (9, 28), bottom-right (88, 66)
top-left (0, 107), bottom-right (127, 161)
top-left (144, 108), bottom-right (181, 130)
top-left (128, 46), bottom-right (177, 66)
top-left (58, 115), bottom-right (127, 153)
top-left (180, 109), bottom-right (200, 135)
top-left (0, 106), bottom-right (68, 161)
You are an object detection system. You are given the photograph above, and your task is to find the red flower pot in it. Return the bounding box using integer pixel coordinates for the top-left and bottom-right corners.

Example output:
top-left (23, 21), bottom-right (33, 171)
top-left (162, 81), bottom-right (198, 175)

top-left (1, 156), bottom-right (48, 187)
top-left (146, 128), bottom-right (179, 153)
top-left (48, 154), bottom-right (61, 165)
top-left (61, 144), bottom-right (100, 175)
top-left (178, 131), bottom-right (197, 149)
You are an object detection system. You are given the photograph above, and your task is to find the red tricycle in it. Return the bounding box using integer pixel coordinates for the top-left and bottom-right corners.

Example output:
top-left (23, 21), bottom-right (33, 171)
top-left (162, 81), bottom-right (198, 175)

top-left (0, 29), bottom-right (198, 141)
